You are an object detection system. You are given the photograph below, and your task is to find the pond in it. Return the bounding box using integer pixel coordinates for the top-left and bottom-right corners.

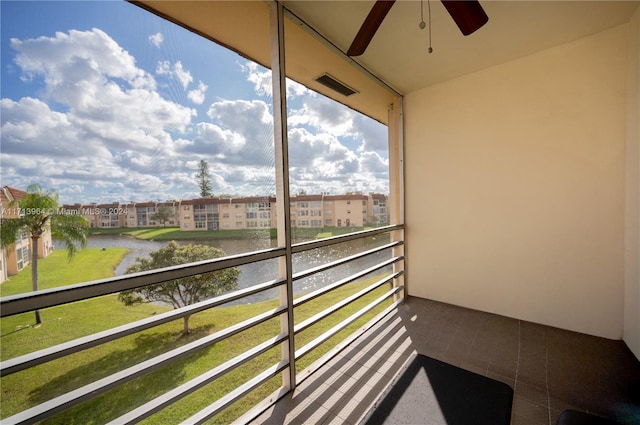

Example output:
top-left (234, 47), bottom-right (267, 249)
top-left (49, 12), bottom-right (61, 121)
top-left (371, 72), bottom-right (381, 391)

top-left (73, 233), bottom-right (392, 304)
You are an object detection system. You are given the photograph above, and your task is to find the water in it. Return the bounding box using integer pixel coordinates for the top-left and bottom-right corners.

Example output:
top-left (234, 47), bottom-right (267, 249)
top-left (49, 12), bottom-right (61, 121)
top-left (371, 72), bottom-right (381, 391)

top-left (81, 235), bottom-right (166, 275)
top-left (68, 233), bottom-right (392, 304)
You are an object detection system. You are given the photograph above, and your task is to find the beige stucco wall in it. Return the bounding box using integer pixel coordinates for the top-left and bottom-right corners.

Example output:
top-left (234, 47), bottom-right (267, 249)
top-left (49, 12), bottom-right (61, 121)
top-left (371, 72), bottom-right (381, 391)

top-left (405, 24), bottom-right (629, 339)
top-left (624, 7), bottom-right (640, 358)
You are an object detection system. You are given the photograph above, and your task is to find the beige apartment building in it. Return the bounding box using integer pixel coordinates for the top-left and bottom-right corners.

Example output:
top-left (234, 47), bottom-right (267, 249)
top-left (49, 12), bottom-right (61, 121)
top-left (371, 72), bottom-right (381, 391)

top-left (125, 201), bottom-right (180, 228)
top-left (290, 194), bottom-right (383, 228)
top-left (61, 193), bottom-right (387, 232)
top-left (62, 201), bottom-right (180, 229)
top-left (181, 193), bottom-right (387, 232)
top-left (0, 186), bottom-right (54, 282)
top-left (181, 197), bottom-right (277, 231)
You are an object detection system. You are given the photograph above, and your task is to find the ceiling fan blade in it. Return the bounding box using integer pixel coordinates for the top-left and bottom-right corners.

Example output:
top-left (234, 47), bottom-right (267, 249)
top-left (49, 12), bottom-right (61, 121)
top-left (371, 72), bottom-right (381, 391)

top-left (441, 0), bottom-right (488, 36)
top-left (347, 0), bottom-right (395, 57)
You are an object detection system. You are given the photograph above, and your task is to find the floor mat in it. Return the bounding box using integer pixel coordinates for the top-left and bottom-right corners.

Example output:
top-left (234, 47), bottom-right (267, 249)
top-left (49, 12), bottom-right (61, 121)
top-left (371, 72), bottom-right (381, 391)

top-left (361, 354), bottom-right (514, 425)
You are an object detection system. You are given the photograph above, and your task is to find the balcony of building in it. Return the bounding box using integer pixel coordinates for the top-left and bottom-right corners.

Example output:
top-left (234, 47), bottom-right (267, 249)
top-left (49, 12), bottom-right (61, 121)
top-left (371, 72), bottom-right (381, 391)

top-left (1, 1), bottom-right (639, 424)
top-left (251, 297), bottom-right (640, 425)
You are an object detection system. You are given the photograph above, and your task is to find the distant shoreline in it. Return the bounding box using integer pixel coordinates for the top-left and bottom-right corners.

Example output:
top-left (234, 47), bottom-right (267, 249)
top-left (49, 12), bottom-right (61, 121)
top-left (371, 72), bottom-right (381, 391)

top-left (88, 226), bottom-right (370, 241)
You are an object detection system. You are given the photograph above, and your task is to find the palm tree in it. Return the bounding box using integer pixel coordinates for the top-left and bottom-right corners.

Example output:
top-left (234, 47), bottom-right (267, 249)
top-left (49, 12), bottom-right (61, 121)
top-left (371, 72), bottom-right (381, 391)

top-left (0, 184), bottom-right (89, 324)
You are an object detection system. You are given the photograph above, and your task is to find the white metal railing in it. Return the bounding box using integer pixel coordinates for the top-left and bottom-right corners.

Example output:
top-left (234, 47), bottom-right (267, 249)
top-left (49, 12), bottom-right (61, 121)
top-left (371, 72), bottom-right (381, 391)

top-left (0, 224), bottom-right (404, 425)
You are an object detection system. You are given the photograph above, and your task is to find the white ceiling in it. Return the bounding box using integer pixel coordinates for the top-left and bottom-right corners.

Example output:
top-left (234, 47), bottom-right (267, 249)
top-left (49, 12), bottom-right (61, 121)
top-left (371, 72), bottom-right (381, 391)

top-left (283, 0), bottom-right (639, 94)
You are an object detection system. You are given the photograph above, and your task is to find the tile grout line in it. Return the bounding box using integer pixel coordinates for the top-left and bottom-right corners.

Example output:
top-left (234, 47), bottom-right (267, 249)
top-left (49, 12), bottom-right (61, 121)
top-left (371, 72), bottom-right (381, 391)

top-left (514, 319), bottom-right (522, 394)
top-left (511, 320), bottom-right (523, 424)
top-left (545, 331), bottom-right (551, 425)
top-left (464, 314), bottom-right (487, 375)
top-left (442, 311), bottom-right (462, 358)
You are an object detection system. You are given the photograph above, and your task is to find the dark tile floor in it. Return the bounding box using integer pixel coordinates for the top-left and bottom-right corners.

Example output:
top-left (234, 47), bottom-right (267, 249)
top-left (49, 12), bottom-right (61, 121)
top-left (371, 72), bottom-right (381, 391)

top-left (399, 297), bottom-right (640, 425)
top-left (252, 297), bottom-right (640, 425)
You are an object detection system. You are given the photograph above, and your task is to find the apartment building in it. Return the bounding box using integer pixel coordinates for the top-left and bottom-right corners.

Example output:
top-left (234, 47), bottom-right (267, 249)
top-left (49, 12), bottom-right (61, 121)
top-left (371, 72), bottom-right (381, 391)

top-left (290, 194), bottom-right (380, 228)
top-left (60, 193), bottom-right (388, 232)
top-left (240, 197), bottom-right (276, 230)
top-left (126, 201), bottom-right (180, 228)
top-left (60, 201), bottom-right (180, 229)
top-left (368, 193), bottom-right (388, 225)
top-left (290, 195), bottom-right (325, 228)
top-left (181, 197), bottom-right (222, 230)
top-left (181, 197), bottom-right (276, 231)
top-left (94, 203), bottom-right (127, 228)
top-left (0, 186), bottom-right (53, 280)
top-left (182, 193), bottom-right (387, 231)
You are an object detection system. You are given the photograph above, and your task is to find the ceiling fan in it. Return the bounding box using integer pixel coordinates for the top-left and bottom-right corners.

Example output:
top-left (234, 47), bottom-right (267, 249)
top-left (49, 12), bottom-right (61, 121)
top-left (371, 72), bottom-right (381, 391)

top-left (347, 0), bottom-right (489, 56)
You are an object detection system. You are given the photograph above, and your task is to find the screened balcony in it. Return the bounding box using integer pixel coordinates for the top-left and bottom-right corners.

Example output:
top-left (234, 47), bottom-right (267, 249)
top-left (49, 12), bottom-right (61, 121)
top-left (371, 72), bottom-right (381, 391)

top-left (1, 1), bottom-right (639, 424)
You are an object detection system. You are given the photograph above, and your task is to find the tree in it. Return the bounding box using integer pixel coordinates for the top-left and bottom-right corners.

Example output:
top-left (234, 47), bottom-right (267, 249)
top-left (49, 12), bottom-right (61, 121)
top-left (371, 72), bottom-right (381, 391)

top-left (0, 184), bottom-right (89, 324)
top-left (118, 241), bottom-right (240, 335)
top-left (150, 205), bottom-right (174, 227)
top-left (196, 160), bottom-right (213, 197)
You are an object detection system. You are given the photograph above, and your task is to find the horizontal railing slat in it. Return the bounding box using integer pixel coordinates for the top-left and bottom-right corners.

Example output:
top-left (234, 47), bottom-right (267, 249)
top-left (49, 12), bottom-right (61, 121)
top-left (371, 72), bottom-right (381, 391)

top-left (1, 278), bottom-right (285, 377)
top-left (0, 247), bottom-right (286, 317)
top-left (234, 295), bottom-right (406, 425)
top-left (291, 224), bottom-right (403, 254)
top-left (2, 306), bottom-right (286, 425)
top-left (295, 286), bottom-right (403, 360)
top-left (294, 297), bottom-right (404, 387)
top-left (180, 360), bottom-right (290, 425)
top-left (293, 256), bottom-right (403, 307)
top-left (108, 333), bottom-right (289, 425)
top-left (294, 271), bottom-right (403, 334)
top-left (0, 226), bottom-right (403, 318)
top-left (292, 240), bottom-right (401, 282)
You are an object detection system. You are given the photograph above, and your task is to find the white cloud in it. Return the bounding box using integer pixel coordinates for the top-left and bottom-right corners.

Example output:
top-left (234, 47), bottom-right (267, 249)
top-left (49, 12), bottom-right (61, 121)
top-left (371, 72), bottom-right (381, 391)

top-left (156, 60), bottom-right (193, 89)
top-left (8, 29), bottom-right (195, 152)
top-left (2, 26), bottom-right (389, 204)
top-left (353, 114), bottom-right (388, 154)
top-left (242, 61), bottom-right (309, 98)
top-left (1, 28), bottom-right (201, 202)
top-left (208, 98), bottom-right (272, 129)
top-left (188, 81), bottom-right (208, 104)
top-left (287, 79), bottom-right (310, 98)
top-left (243, 62), bottom-right (271, 96)
top-left (360, 151), bottom-right (389, 173)
top-left (156, 60), bottom-right (171, 75)
top-left (189, 122), bottom-right (247, 156)
top-left (1, 97), bottom-right (107, 157)
top-left (288, 95), bottom-right (355, 137)
top-left (149, 32), bottom-right (164, 48)
top-left (11, 28), bottom-right (156, 95)
top-left (173, 61), bottom-right (193, 89)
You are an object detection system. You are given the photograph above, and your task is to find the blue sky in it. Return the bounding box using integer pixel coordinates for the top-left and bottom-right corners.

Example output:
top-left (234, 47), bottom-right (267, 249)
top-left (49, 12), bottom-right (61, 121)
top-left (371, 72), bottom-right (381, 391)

top-left (1, 1), bottom-right (389, 204)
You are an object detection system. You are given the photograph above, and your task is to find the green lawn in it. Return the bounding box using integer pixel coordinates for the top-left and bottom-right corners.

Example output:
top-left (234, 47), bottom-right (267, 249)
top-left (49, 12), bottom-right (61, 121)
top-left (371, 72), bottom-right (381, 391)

top-left (0, 248), bottom-right (129, 297)
top-left (0, 245), bottom-right (393, 424)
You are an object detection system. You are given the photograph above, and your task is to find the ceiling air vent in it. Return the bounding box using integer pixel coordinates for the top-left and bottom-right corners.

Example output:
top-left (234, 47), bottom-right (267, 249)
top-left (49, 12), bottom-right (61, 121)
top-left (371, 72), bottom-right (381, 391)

top-left (314, 74), bottom-right (358, 97)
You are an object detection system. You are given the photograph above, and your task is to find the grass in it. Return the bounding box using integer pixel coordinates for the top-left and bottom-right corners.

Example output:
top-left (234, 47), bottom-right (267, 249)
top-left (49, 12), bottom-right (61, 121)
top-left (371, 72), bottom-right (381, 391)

top-left (0, 248), bottom-right (129, 297)
top-left (89, 226), bottom-right (375, 241)
top-left (0, 242), bottom-right (393, 424)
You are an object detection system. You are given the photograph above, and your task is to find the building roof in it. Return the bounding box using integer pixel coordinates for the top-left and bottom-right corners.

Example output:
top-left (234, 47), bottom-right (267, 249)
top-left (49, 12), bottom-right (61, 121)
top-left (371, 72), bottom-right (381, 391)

top-left (2, 186), bottom-right (27, 203)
